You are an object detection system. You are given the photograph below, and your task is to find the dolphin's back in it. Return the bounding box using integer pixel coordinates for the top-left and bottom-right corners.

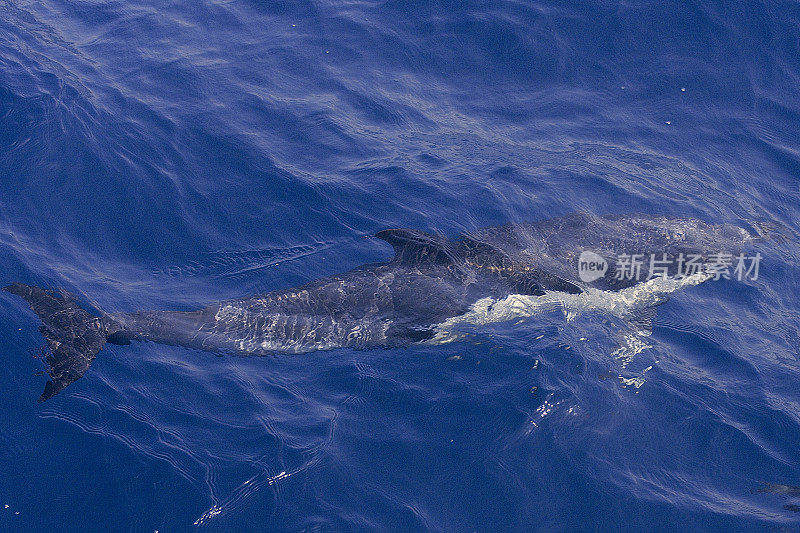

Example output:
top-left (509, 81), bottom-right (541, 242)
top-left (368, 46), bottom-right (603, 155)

top-left (108, 263), bottom-right (475, 355)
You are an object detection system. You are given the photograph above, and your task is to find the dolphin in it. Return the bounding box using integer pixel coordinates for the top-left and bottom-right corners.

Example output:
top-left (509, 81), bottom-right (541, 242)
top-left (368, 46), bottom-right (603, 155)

top-left (3, 213), bottom-right (765, 401)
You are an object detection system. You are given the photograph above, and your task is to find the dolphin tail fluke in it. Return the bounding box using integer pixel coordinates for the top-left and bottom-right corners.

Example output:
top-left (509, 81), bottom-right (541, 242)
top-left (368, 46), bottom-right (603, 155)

top-left (3, 282), bottom-right (113, 402)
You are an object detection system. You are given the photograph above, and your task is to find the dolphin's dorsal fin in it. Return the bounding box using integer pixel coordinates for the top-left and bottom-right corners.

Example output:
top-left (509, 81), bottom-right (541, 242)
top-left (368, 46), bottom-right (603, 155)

top-left (376, 229), bottom-right (459, 266)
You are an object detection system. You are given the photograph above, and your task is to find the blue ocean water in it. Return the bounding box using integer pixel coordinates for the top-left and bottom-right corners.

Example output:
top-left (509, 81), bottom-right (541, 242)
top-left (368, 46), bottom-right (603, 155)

top-left (1, 0), bottom-right (800, 530)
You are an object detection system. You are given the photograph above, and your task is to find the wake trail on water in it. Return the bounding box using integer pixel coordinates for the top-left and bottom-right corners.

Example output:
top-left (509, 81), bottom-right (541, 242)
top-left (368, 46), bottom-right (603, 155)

top-left (430, 273), bottom-right (713, 380)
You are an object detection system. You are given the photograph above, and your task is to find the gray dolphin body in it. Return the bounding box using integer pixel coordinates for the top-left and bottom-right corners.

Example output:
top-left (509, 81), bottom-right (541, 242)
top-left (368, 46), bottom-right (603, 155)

top-left (4, 213), bottom-right (761, 401)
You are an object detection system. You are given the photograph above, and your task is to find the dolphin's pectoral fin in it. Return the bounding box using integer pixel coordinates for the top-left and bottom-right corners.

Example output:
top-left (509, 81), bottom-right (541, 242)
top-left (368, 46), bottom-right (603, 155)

top-left (505, 275), bottom-right (546, 296)
top-left (533, 271), bottom-right (583, 294)
top-left (458, 236), bottom-right (582, 295)
top-left (386, 323), bottom-right (436, 343)
top-left (107, 331), bottom-right (133, 345)
top-left (376, 229), bottom-right (459, 267)
top-left (508, 270), bottom-right (582, 296)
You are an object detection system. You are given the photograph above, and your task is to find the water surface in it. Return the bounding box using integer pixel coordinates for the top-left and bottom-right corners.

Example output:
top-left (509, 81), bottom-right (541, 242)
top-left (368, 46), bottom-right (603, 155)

top-left (1, 0), bottom-right (800, 530)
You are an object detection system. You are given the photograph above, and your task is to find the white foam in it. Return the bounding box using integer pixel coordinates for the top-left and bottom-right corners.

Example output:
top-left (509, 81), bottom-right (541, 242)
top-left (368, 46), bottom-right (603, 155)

top-left (430, 272), bottom-right (711, 344)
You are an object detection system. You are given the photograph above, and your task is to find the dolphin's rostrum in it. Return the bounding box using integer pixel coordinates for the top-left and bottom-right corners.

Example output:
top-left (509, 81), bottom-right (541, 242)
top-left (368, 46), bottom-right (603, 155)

top-left (3, 213), bottom-right (763, 401)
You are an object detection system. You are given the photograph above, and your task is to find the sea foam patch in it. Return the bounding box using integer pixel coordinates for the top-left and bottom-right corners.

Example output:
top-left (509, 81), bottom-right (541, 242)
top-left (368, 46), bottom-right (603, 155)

top-left (429, 272), bottom-right (712, 345)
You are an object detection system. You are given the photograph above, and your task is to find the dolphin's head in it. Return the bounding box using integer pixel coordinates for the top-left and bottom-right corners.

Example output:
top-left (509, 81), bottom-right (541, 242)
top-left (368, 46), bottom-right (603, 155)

top-left (468, 213), bottom-right (773, 292)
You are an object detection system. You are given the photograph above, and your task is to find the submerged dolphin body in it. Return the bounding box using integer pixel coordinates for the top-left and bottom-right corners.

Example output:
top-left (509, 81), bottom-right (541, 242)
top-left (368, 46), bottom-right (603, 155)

top-left (4, 213), bottom-right (761, 401)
